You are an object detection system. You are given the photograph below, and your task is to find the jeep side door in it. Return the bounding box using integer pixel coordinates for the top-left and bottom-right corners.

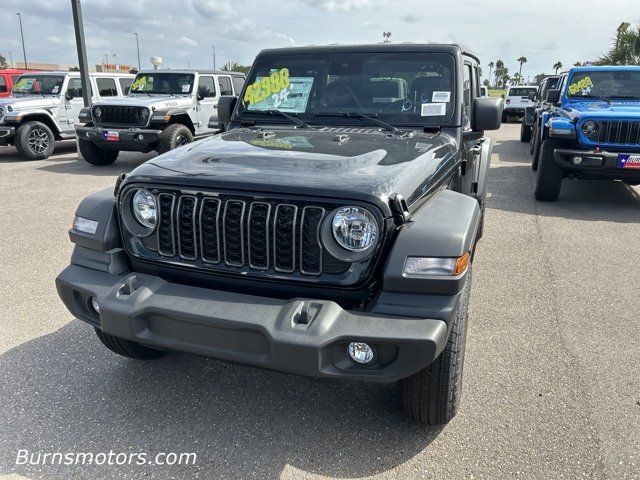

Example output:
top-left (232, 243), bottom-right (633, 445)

top-left (63, 77), bottom-right (89, 132)
top-left (195, 75), bottom-right (218, 134)
top-left (460, 62), bottom-right (480, 196)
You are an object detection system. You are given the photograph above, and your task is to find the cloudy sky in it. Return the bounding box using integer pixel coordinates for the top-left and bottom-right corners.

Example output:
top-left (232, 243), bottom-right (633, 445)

top-left (1, 0), bottom-right (639, 81)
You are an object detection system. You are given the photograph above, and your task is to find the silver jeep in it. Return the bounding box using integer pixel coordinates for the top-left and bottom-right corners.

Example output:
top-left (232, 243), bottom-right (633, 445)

top-left (76, 70), bottom-right (245, 166)
top-left (0, 72), bottom-right (134, 160)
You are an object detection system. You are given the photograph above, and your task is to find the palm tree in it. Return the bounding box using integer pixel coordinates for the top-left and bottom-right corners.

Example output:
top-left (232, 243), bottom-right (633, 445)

top-left (573, 62), bottom-right (583, 67)
top-left (495, 60), bottom-right (504, 89)
top-left (487, 61), bottom-right (495, 87)
top-left (553, 61), bottom-right (563, 74)
top-left (516, 56), bottom-right (527, 84)
top-left (595, 25), bottom-right (640, 65)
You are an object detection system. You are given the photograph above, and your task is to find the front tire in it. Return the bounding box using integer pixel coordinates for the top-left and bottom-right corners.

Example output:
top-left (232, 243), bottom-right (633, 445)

top-left (15, 121), bottom-right (55, 160)
top-left (534, 139), bottom-right (564, 201)
top-left (520, 123), bottom-right (532, 142)
top-left (531, 129), bottom-right (542, 171)
top-left (399, 266), bottom-right (472, 425)
top-left (94, 328), bottom-right (167, 359)
top-left (78, 138), bottom-right (119, 166)
top-left (157, 124), bottom-right (193, 154)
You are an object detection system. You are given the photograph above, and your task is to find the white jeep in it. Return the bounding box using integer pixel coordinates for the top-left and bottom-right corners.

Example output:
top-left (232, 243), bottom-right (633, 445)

top-left (0, 71), bottom-right (133, 160)
top-left (76, 70), bottom-right (245, 166)
top-left (502, 85), bottom-right (538, 122)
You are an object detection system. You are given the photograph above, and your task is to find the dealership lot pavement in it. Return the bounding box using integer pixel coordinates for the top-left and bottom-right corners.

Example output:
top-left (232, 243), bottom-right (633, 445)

top-left (1, 125), bottom-right (639, 480)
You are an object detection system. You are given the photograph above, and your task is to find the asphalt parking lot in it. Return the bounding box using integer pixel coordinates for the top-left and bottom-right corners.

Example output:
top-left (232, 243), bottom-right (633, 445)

top-left (1, 123), bottom-right (639, 480)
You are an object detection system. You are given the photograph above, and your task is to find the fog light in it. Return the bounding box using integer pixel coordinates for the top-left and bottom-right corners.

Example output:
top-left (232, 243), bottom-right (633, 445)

top-left (90, 297), bottom-right (100, 314)
top-left (572, 156), bottom-right (583, 165)
top-left (348, 342), bottom-right (375, 364)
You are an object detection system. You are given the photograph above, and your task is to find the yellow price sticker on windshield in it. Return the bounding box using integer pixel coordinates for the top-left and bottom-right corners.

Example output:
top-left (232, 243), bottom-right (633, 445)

top-left (568, 76), bottom-right (593, 95)
top-left (131, 76), bottom-right (147, 90)
top-left (243, 68), bottom-right (290, 106)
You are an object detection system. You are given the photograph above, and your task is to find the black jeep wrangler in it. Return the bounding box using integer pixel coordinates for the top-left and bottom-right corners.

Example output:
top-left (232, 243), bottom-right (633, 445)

top-left (56, 44), bottom-right (502, 425)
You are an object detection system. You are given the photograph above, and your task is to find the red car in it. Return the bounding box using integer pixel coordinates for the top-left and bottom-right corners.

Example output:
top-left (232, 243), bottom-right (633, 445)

top-left (0, 69), bottom-right (30, 98)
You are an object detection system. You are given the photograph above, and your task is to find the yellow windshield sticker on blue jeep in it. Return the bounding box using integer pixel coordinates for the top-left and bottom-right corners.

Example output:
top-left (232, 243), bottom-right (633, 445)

top-left (568, 76), bottom-right (593, 95)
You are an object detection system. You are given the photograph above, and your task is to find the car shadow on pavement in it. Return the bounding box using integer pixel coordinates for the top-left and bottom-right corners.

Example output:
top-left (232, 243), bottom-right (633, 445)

top-left (36, 155), bottom-right (150, 177)
top-left (0, 142), bottom-right (79, 163)
top-left (0, 322), bottom-right (441, 479)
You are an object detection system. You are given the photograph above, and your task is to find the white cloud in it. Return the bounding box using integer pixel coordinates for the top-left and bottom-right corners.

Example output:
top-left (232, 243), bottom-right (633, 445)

top-left (178, 36), bottom-right (198, 47)
top-left (304, 0), bottom-right (370, 11)
top-left (191, 0), bottom-right (234, 19)
top-left (400, 14), bottom-right (421, 23)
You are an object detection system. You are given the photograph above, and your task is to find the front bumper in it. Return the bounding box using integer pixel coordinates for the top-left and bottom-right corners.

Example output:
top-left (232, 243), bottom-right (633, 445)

top-left (76, 125), bottom-right (162, 152)
top-left (0, 126), bottom-right (16, 144)
top-left (504, 107), bottom-right (526, 115)
top-left (56, 264), bottom-right (449, 383)
top-left (554, 148), bottom-right (640, 179)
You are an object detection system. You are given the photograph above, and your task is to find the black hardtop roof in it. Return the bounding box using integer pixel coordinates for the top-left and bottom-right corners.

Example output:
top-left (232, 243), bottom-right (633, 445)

top-left (256, 43), bottom-right (480, 63)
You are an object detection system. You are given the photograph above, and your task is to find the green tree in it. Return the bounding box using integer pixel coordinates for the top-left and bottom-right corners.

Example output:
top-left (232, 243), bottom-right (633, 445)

top-left (494, 59), bottom-right (505, 88)
top-left (516, 56), bottom-right (527, 84)
top-left (0, 54), bottom-right (8, 68)
top-left (222, 61), bottom-right (251, 74)
top-left (595, 25), bottom-right (640, 65)
top-left (69, 66), bottom-right (80, 71)
top-left (553, 61), bottom-right (563, 74)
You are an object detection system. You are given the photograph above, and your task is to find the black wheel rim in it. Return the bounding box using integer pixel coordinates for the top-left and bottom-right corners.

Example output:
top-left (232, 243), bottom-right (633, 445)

top-left (27, 128), bottom-right (50, 154)
top-left (176, 135), bottom-right (189, 146)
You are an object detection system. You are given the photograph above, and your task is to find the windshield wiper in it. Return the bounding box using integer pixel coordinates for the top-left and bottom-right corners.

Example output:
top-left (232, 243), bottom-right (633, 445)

top-left (314, 112), bottom-right (401, 133)
top-left (250, 110), bottom-right (311, 129)
top-left (576, 95), bottom-right (612, 104)
top-left (607, 95), bottom-right (640, 100)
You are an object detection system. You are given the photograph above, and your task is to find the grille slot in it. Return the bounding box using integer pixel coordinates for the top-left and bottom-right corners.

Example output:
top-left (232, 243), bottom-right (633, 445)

top-left (274, 204), bottom-right (297, 273)
top-left (94, 105), bottom-right (148, 127)
top-left (223, 200), bottom-right (246, 267)
top-left (177, 196), bottom-right (198, 260)
top-left (142, 190), bottom-right (355, 279)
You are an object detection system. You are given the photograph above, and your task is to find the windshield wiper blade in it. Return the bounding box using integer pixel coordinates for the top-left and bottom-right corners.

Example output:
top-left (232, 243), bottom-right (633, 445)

top-left (608, 95), bottom-right (640, 100)
top-left (576, 95), bottom-right (612, 103)
top-left (315, 111), bottom-right (401, 133)
top-left (254, 109), bottom-right (311, 129)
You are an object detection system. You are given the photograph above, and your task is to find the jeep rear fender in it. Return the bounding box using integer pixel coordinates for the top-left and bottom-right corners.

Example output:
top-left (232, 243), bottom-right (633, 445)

top-left (381, 189), bottom-right (480, 296)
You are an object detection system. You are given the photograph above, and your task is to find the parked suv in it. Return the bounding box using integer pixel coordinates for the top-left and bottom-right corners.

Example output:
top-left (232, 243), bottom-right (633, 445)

top-left (76, 70), bottom-right (245, 166)
top-left (0, 68), bottom-right (29, 98)
top-left (502, 85), bottom-right (537, 122)
top-left (0, 71), bottom-right (133, 160)
top-left (531, 66), bottom-right (640, 201)
top-left (520, 75), bottom-right (560, 147)
top-left (56, 44), bottom-right (503, 424)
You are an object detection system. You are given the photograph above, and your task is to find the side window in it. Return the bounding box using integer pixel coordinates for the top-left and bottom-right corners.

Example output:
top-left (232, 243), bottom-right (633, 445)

top-left (67, 78), bottom-right (86, 98)
top-left (218, 76), bottom-right (233, 96)
top-left (119, 77), bottom-right (133, 95)
top-left (197, 76), bottom-right (216, 98)
top-left (473, 65), bottom-right (480, 97)
top-left (463, 64), bottom-right (472, 129)
top-left (0, 76), bottom-right (6, 93)
top-left (231, 76), bottom-right (245, 95)
top-left (96, 77), bottom-right (117, 97)
top-left (11, 75), bottom-right (20, 84)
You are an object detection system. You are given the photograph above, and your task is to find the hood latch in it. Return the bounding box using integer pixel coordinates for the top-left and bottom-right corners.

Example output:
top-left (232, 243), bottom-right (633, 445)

top-left (389, 193), bottom-right (411, 225)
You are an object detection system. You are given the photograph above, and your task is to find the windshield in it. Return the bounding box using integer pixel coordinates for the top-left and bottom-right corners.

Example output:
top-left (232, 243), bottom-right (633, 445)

top-left (508, 87), bottom-right (537, 97)
top-left (238, 52), bottom-right (456, 126)
top-left (567, 70), bottom-right (640, 99)
top-left (12, 75), bottom-right (65, 95)
top-left (129, 73), bottom-right (195, 95)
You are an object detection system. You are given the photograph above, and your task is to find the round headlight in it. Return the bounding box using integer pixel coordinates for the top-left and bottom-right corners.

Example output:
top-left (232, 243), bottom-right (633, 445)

top-left (132, 189), bottom-right (157, 229)
top-left (139, 108), bottom-right (149, 123)
top-left (94, 106), bottom-right (102, 118)
top-left (332, 207), bottom-right (378, 251)
top-left (581, 120), bottom-right (600, 137)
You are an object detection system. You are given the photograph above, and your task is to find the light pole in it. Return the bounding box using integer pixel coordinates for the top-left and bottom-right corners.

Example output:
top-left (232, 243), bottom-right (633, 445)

top-left (212, 45), bottom-right (216, 70)
top-left (134, 32), bottom-right (141, 70)
top-left (9, 51), bottom-right (13, 68)
top-left (15, 13), bottom-right (27, 69)
top-left (112, 53), bottom-right (118, 68)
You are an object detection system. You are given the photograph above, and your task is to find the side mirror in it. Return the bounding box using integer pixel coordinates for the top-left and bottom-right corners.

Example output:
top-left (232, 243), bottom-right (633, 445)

top-left (217, 95), bottom-right (237, 128)
top-left (65, 91), bottom-right (74, 101)
top-left (545, 89), bottom-right (560, 104)
top-left (196, 91), bottom-right (205, 101)
top-left (528, 92), bottom-right (536, 101)
top-left (472, 97), bottom-right (503, 131)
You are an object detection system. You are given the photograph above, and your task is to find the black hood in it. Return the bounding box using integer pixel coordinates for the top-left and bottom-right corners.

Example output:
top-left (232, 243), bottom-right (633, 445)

top-left (125, 128), bottom-right (458, 216)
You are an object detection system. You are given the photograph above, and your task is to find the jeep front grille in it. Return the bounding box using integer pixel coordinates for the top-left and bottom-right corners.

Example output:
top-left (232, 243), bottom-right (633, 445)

top-left (94, 105), bottom-right (148, 127)
top-left (594, 120), bottom-right (640, 146)
top-left (127, 188), bottom-right (356, 281)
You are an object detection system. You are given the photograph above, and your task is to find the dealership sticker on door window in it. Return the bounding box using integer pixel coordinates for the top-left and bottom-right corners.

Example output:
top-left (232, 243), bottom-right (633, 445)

top-left (421, 103), bottom-right (446, 116)
top-left (432, 91), bottom-right (451, 102)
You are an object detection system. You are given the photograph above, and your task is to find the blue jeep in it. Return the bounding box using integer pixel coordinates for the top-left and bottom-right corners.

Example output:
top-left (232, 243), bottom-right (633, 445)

top-left (532, 66), bottom-right (640, 201)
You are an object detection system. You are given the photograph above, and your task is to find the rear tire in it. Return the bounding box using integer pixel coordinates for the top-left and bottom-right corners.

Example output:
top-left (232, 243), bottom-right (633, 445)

top-left (399, 266), bottom-right (472, 425)
top-left (534, 139), bottom-right (564, 201)
top-left (157, 124), bottom-right (193, 154)
top-left (15, 121), bottom-right (55, 160)
top-left (520, 123), bottom-right (532, 142)
top-left (94, 328), bottom-right (167, 359)
top-left (79, 139), bottom-right (119, 166)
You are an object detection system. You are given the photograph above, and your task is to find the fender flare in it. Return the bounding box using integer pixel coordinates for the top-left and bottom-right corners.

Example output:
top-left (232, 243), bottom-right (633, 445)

top-left (69, 188), bottom-right (121, 253)
top-left (6, 110), bottom-right (61, 135)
